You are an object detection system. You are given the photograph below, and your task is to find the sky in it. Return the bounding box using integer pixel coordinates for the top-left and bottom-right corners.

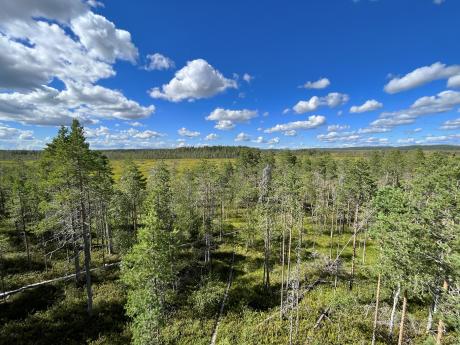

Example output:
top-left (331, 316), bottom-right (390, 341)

top-left (1, 0), bottom-right (460, 150)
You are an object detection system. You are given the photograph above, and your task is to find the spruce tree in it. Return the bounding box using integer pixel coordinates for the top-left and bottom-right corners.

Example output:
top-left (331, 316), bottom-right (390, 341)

top-left (121, 162), bottom-right (177, 345)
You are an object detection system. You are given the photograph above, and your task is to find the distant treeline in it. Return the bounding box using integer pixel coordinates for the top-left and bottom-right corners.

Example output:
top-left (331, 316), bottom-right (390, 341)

top-left (0, 145), bottom-right (458, 161)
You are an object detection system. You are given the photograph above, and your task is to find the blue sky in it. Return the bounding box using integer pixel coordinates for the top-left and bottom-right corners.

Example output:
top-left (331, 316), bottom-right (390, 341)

top-left (1, 0), bottom-right (460, 149)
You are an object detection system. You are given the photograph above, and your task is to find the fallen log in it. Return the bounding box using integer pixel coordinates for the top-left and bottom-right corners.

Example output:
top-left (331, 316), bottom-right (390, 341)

top-left (0, 262), bottom-right (120, 300)
top-left (313, 307), bottom-right (331, 329)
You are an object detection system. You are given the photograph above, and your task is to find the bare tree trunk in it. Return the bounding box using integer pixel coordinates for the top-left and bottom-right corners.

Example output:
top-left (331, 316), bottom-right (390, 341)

top-left (20, 204), bottom-right (31, 268)
top-left (23, 230), bottom-right (31, 269)
top-left (77, 169), bottom-right (93, 317)
top-left (286, 213), bottom-right (292, 291)
top-left (280, 213), bottom-right (285, 320)
top-left (398, 289), bottom-right (407, 345)
top-left (389, 283), bottom-right (401, 335)
top-left (436, 280), bottom-right (448, 344)
top-left (71, 213), bottom-right (81, 285)
top-left (371, 273), bottom-right (381, 345)
top-left (349, 203), bottom-right (359, 291)
top-left (362, 230), bottom-right (367, 265)
top-left (263, 215), bottom-right (270, 289)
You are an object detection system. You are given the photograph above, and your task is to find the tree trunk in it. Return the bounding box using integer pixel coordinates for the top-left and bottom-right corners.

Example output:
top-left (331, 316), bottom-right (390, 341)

top-left (20, 204), bottom-right (31, 268)
top-left (104, 208), bottom-right (113, 255)
top-left (78, 172), bottom-right (93, 317)
top-left (81, 202), bottom-right (93, 316)
top-left (371, 273), bottom-right (381, 345)
top-left (349, 203), bottom-right (359, 291)
top-left (436, 280), bottom-right (448, 344)
top-left (286, 213), bottom-right (292, 291)
top-left (71, 214), bottom-right (81, 285)
top-left (23, 230), bottom-right (31, 269)
top-left (263, 214), bottom-right (270, 289)
top-left (280, 213), bottom-right (285, 320)
top-left (389, 283), bottom-right (401, 334)
top-left (362, 230), bottom-right (367, 265)
top-left (397, 289), bottom-right (407, 345)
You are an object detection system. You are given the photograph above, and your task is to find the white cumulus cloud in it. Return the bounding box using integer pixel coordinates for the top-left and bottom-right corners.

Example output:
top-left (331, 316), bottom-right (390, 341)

top-left (178, 127), bottom-right (200, 137)
top-left (264, 115), bottom-right (326, 134)
top-left (350, 99), bottom-right (383, 113)
top-left (149, 59), bottom-right (237, 102)
top-left (146, 53), bottom-right (175, 71)
top-left (205, 133), bottom-right (219, 141)
top-left (206, 108), bottom-right (258, 131)
top-left (302, 78), bottom-right (330, 89)
top-left (384, 62), bottom-right (460, 94)
top-left (235, 132), bottom-right (251, 142)
top-left (293, 93), bottom-right (349, 114)
top-left (0, 0), bottom-right (154, 126)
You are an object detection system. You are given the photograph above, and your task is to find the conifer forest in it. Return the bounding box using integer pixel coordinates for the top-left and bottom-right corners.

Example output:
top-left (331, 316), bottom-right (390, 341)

top-left (0, 120), bottom-right (458, 344)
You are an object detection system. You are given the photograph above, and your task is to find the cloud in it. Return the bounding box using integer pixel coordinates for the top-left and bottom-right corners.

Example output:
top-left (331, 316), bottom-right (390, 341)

top-left (301, 78), bottom-right (330, 89)
top-left (284, 130), bottom-right (297, 136)
top-left (85, 126), bottom-right (163, 139)
top-left (84, 125), bottom-right (110, 138)
top-left (206, 108), bottom-right (258, 131)
top-left (397, 138), bottom-right (415, 144)
top-left (149, 59), bottom-right (237, 102)
top-left (440, 117), bottom-right (460, 130)
top-left (254, 136), bottom-right (265, 144)
top-left (293, 93), bottom-right (349, 114)
top-left (70, 11), bottom-right (138, 63)
top-left (243, 73), bottom-right (254, 83)
top-left (317, 130), bottom-right (389, 146)
top-left (264, 115), bottom-right (326, 134)
top-left (0, 124), bottom-right (34, 140)
top-left (205, 133), bottom-right (218, 141)
top-left (132, 130), bottom-right (164, 139)
top-left (0, 83), bottom-right (155, 126)
top-left (145, 53), bottom-right (175, 71)
top-left (350, 99), bottom-right (383, 113)
top-left (84, 125), bottom-right (167, 149)
top-left (357, 126), bottom-right (391, 134)
top-left (178, 127), bottom-right (200, 137)
top-left (235, 132), bottom-right (250, 142)
top-left (368, 90), bottom-right (460, 131)
top-left (433, 0), bottom-right (445, 4)
top-left (0, 123), bottom-right (40, 149)
top-left (293, 96), bottom-right (321, 113)
top-left (268, 137), bottom-right (280, 144)
top-left (282, 108), bottom-right (290, 115)
top-left (128, 121), bottom-right (144, 127)
top-left (328, 124), bottom-right (350, 132)
top-left (317, 131), bottom-right (361, 143)
top-left (0, 0), bottom-right (87, 27)
top-left (384, 62), bottom-right (460, 94)
top-left (447, 75), bottom-right (460, 88)
top-left (404, 127), bottom-right (423, 134)
top-left (0, 0), bottom-right (155, 126)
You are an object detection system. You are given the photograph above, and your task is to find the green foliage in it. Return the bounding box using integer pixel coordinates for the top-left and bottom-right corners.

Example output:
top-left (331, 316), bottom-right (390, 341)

top-left (189, 276), bottom-right (226, 317)
top-left (121, 163), bottom-right (178, 345)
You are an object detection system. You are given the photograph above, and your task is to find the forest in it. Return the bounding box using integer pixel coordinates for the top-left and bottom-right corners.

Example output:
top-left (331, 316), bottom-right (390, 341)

top-left (0, 119), bottom-right (459, 345)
